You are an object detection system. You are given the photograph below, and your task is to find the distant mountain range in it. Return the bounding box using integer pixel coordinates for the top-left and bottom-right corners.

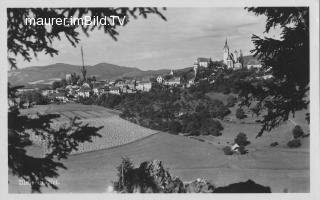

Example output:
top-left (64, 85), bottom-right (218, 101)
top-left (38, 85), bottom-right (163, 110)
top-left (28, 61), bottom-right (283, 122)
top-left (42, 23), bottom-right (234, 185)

top-left (8, 62), bottom-right (171, 88)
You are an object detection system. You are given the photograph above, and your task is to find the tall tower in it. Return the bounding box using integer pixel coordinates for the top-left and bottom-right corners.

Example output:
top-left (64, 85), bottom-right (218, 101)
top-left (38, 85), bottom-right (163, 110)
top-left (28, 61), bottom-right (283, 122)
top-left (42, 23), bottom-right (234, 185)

top-left (80, 46), bottom-right (87, 81)
top-left (193, 60), bottom-right (198, 77)
top-left (223, 38), bottom-right (229, 64)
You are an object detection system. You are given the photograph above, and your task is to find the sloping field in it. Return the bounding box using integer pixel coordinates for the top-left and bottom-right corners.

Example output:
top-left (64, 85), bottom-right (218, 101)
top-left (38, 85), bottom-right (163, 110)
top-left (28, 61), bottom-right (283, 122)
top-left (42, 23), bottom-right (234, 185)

top-left (20, 104), bottom-right (157, 155)
top-left (9, 132), bottom-right (309, 193)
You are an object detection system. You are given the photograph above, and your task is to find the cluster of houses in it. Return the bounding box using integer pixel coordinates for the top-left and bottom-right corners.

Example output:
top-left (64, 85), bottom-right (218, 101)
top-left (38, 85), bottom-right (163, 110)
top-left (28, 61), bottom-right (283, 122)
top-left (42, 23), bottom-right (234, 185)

top-left (156, 70), bottom-right (182, 87)
top-left (40, 79), bottom-right (152, 103)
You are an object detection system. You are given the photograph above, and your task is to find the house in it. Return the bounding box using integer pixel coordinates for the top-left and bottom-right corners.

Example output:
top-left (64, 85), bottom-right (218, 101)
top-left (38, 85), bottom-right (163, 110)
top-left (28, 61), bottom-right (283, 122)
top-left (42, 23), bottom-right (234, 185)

top-left (164, 77), bottom-right (181, 86)
top-left (78, 86), bottom-right (91, 98)
top-left (194, 57), bottom-right (212, 68)
top-left (187, 78), bottom-right (195, 88)
top-left (65, 73), bottom-right (72, 82)
top-left (136, 81), bottom-right (152, 92)
top-left (93, 87), bottom-right (99, 95)
top-left (245, 57), bottom-right (262, 69)
top-left (231, 143), bottom-right (240, 152)
top-left (41, 89), bottom-right (56, 96)
top-left (82, 82), bottom-right (90, 88)
top-left (115, 80), bottom-right (126, 88)
top-left (49, 92), bottom-right (68, 103)
top-left (56, 88), bottom-right (67, 94)
top-left (98, 87), bottom-right (106, 94)
top-left (156, 75), bottom-right (164, 84)
top-left (92, 82), bottom-right (106, 95)
top-left (122, 87), bottom-right (135, 94)
top-left (109, 86), bottom-right (121, 95)
top-left (16, 88), bottom-right (36, 94)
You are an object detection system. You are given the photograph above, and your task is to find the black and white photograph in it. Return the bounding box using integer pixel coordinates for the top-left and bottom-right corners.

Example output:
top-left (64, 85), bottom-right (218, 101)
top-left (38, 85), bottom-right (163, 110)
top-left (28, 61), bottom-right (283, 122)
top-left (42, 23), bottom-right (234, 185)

top-left (1, 0), bottom-right (320, 199)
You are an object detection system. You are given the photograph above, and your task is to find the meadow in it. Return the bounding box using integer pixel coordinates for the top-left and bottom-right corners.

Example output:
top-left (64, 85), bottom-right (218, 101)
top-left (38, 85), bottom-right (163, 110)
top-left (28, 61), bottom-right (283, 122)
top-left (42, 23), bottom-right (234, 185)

top-left (23, 104), bottom-right (158, 155)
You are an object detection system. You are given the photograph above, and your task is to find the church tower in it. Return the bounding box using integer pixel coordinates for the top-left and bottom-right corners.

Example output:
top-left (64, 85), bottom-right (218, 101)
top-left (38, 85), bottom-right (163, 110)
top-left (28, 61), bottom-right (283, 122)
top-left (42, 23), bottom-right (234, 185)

top-left (193, 59), bottom-right (198, 77)
top-left (223, 38), bottom-right (229, 64)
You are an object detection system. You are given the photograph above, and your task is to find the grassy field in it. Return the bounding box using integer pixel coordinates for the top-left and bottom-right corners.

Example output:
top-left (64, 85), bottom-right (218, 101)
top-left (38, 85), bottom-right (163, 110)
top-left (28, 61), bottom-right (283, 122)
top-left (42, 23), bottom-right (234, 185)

top-left (9, 103), bottom-right (309, 193)
top-left (9, 132), bottom-right (309, 193)
top-left (21, 103), bottom-right (158, 155)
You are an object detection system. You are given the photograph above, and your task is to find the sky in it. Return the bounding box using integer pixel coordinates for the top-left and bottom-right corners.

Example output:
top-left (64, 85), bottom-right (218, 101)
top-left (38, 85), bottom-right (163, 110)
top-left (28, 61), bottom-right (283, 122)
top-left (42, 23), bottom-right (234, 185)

top-left (15, 7), bottom-right (271, 70)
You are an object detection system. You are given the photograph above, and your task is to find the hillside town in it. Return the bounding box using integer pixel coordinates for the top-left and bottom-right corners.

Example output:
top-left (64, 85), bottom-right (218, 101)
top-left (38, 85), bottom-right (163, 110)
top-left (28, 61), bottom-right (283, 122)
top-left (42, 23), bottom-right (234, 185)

top-left (16, 39), bottom-right (262, 105)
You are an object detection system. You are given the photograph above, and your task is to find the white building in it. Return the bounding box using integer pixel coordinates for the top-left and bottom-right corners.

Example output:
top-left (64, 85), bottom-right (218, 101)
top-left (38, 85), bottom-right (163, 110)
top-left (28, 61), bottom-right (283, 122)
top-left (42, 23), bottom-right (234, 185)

top-left (109, 86), bottom-right (121, 95)
top-left (164, 77), bottom-right (181, 86)
top-left (136, 81), bottom-right (152, 92)
top-left (156, 75), bottom-right (164, 84)
top-left (78, 86), bottom-right (91, 98)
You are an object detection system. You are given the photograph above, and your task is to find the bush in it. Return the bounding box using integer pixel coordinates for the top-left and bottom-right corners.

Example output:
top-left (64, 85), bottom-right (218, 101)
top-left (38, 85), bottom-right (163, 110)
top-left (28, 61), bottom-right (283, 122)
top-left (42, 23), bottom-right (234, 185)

top-left (234, 132), bottom-right (250, 146)
top-left (168, 121), bottom-right (182, 134)
top-left (235, 108), bottom-right (246, 119)
top-left (287, 139), bottom-right (301, 148)
top-left (292, 125), bottom-right (304, 139)
top-left (222, 146), bottom-right (233, 155)
top-left (270, 142), bottom-right (279, 147)
top-left (237, 146), bottom-right (248, 154)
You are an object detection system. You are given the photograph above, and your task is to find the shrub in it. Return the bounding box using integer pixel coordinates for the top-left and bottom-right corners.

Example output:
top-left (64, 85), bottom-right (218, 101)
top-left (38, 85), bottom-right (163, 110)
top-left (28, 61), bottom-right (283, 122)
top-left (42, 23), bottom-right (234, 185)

top-left (222, 146), bottom-right (233, 155)
top-left (168, 121), bottom-right (182, 134)
top-left (287, 139), bottom-right (301, 148)
top-left (234, 132), bottom-right (250, 146)
top-left (235, 108), bottom-right (246, 119)
top-left (270, 142), bottom-right (279, 147)
top-left (292, 125), bottom-right (304, 139)
top-left (237, 146), bottom-right (248, 154)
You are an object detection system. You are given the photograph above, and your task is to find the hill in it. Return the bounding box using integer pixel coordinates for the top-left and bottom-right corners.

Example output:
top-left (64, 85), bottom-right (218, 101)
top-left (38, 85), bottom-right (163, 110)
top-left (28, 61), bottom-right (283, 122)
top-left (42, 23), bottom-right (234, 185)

top-left (8, 62), bottom-right (170, 87)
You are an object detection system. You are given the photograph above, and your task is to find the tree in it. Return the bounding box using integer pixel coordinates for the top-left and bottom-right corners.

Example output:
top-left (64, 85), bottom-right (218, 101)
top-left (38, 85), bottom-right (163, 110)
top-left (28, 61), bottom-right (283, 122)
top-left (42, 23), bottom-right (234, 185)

top-left (20, 91), bottom-right (48, 105)
top-left (235, 108), bottom-right (246, 120)
top-left (240, 7), bottom-right (309, 137)
top-left (7, 7), bottom-right (166, 192)
top-left (168, 121), bottom-right (182, 134)
top-left (234, 132), bottom-right (250, 147)
top-left (292, 125), bottom-right (304, 139)
top-left (51, 81), bottom-right (61, 90)
top-left (8, 85), bottom-right (103, 192)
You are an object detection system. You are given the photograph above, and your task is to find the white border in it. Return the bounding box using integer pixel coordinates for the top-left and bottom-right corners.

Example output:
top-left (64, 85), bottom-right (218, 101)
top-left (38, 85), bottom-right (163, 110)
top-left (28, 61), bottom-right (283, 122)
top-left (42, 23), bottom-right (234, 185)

top-left (0, 1), bottom-right (319, 200)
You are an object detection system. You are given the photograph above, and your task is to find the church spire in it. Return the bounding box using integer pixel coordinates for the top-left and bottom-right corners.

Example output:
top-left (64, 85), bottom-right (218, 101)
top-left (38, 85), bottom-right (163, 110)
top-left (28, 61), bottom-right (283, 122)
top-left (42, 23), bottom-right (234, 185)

top-left (223, 37), bottom-right (229, 51)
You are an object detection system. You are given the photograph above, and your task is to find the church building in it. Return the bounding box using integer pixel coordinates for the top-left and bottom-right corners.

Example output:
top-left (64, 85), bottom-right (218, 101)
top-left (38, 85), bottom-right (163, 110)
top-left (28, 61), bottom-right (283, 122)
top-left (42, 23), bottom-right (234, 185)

top-left (223, 38), bottom-right (243, 69)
